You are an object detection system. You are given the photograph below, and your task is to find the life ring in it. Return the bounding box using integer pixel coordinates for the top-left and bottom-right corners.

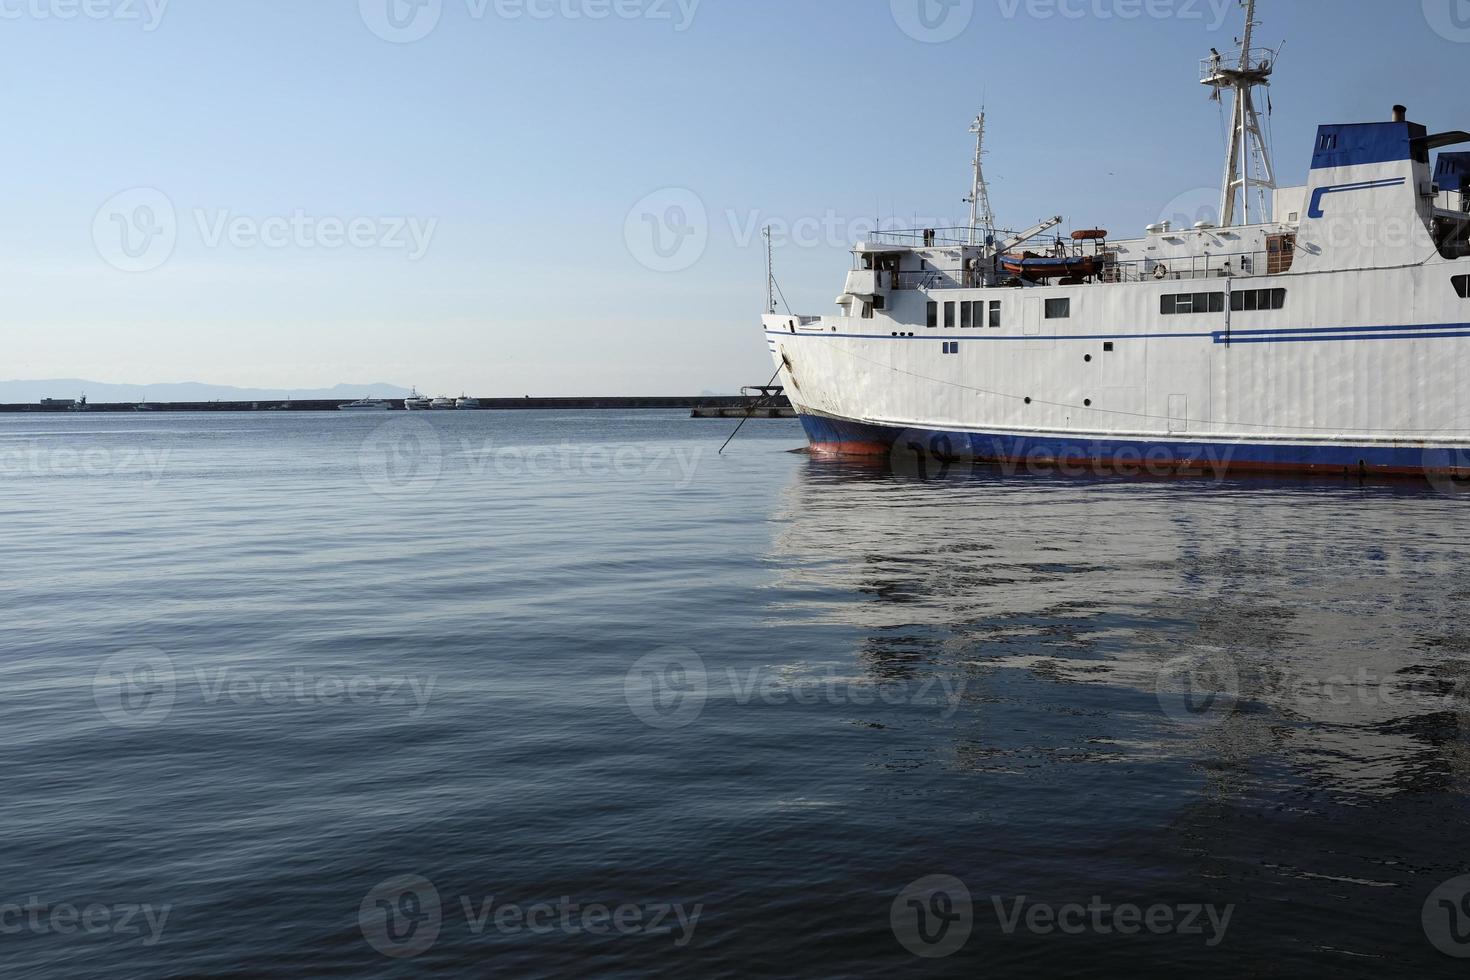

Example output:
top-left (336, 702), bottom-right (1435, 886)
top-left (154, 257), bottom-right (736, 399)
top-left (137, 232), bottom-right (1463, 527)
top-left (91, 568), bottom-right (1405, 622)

top-left (1153, 264), bottom-right (1169, 280)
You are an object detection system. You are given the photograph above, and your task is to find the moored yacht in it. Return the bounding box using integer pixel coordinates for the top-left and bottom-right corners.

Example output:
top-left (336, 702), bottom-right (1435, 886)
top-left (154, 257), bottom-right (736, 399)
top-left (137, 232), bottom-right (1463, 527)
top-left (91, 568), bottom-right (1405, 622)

top-left (339, 398), bottom-right (392, 412)
top-left (403, 389), bottom-right (432, 411)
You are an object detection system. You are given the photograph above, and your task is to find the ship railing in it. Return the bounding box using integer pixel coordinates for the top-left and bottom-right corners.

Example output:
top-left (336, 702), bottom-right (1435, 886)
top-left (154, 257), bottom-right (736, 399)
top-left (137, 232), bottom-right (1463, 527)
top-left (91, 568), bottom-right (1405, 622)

top-left (1200, 48), bottom-right (1276, 82)
top-left (888, 249), bottom-right (1281, 290)
top-left (864, 227), bottom-right (989, 248)
top-left (1104, 250), bottom-right (1280, 283)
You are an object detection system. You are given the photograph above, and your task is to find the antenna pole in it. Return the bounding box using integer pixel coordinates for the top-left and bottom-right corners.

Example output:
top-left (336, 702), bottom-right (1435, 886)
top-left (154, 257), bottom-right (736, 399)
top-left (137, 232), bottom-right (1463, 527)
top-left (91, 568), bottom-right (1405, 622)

top-left (764, 226), bottom-right (775, 314)
top-left (965, 109), bottom-right (996, 247)
top-left (1204, 0), bottom-right (1277, 227)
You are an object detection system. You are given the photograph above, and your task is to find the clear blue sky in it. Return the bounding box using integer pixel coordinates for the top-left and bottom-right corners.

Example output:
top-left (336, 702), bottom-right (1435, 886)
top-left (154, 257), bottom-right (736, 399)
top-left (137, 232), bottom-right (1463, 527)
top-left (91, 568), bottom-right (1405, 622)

top-left (2, 0), bottom-right (1465, 395)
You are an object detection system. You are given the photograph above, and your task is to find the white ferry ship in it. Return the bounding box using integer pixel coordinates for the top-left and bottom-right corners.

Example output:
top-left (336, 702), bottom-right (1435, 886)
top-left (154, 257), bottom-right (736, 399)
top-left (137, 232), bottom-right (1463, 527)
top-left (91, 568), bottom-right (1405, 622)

top-left (761, 2), bottom-right (1470, 478)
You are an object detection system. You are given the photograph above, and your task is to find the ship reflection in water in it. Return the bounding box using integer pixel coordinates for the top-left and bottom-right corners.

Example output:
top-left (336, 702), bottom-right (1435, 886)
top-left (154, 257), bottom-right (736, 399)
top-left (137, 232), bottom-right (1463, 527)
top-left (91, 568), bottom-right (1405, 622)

top-left (761, 453), bottom-right (1470, 968)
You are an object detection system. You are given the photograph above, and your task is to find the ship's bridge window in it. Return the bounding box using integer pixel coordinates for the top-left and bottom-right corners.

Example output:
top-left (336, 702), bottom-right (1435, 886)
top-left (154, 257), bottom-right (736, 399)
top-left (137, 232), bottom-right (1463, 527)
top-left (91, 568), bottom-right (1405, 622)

top-left (1454, 274), bottom-right (1470, 299)
top-left (927, 301), bottom-right (939, 328)
top-left (1161, 292), bottom-right (1225, 315)
top-left (945, 302), bottom-right (957, 329)
top-left (961, 300), bottom-right (973, 329)
top-left (1045, 298), bottom-right (1071, 320)
top-left (988, 300), bottom-right (1003, 328)
top-left (1230, 288), bottom-right (1287, 312)
top-left (862, 301), bottom-right (874, 319)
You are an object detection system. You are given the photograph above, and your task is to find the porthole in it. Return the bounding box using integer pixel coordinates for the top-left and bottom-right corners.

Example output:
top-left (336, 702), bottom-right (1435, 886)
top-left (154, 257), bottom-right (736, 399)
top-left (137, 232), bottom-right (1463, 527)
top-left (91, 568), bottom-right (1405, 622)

top-left (1085, 354), bottom-right (1093, 363)
top-left (1084, 399), bottom-right (1093, 407)
top-left (1024, 398), bottom-right (1033, 405)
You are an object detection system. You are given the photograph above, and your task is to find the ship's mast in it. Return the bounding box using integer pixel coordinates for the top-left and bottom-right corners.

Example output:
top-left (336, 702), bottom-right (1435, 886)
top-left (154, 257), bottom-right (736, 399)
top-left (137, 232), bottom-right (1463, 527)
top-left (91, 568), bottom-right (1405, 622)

top-left (764, 226), bottom-right (775, 314)
top-left (965, 109), bottom-right (996, 246)
top-left (1203, 0), bottom-right (1277, 227)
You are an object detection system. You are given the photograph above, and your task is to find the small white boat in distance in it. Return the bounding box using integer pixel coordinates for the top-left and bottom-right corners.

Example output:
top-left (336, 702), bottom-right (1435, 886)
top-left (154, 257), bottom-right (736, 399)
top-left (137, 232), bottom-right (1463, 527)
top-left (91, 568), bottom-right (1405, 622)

top-left (430, 396), bottom-right (457, 410)
top-left (403, 388), bottom-right (432, 411)
top-left (456, 395), bottom-right (482, 410)
top-left (340, 398), bottom-right (392, 412)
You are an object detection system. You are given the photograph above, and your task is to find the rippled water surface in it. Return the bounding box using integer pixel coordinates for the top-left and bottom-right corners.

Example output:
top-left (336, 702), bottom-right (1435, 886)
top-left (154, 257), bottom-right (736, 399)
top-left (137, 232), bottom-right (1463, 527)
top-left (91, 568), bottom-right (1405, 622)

top-left (2, 411), bottom-right (1469, 977)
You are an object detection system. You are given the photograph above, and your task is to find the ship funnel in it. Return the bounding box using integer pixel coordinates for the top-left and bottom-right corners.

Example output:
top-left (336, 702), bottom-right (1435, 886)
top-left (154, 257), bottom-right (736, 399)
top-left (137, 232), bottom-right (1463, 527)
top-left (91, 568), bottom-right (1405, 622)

top-left (1392, 105), bottom-right (1407, 123)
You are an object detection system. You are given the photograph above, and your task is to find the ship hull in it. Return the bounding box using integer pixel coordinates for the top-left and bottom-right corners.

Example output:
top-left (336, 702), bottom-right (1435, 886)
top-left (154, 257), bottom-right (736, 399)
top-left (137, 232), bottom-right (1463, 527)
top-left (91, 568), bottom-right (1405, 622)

top-left (797, 410), bottom-right (1470, 479)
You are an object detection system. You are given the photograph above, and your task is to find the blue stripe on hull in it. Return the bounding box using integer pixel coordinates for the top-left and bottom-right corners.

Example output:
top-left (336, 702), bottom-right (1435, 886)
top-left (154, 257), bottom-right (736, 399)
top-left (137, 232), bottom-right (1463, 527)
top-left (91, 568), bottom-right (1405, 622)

top-left (797, 414), bottom-right (1470, 477)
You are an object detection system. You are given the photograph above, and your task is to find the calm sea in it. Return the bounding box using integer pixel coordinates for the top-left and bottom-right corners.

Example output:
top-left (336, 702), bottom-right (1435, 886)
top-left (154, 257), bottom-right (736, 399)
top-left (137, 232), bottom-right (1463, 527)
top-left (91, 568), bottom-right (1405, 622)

top-left (2, 410), bottom-right (1468, 977)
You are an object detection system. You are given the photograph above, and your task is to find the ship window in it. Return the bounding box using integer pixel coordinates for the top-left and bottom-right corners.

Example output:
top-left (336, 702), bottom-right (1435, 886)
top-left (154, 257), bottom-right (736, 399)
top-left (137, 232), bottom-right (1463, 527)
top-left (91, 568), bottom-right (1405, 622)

top-left (927, 301), bottom-right (939, 328)
top-left (1104, 342), bottom-right (1115, 352)
top-left (1230, 288), bottom-right (1288, 311)
top-left (861, 302), bottom-right (873, 319)
top-left (1455, 275), bottom-right (1470, 299)
top-left (961, 301), bottom-right (973, 329)
top-left (1162, 291), bottom-right (1225, 315)
top-left (989, 301), bottom-right (1002, 328)
top-left (872, 295), bottom-right (886, 311)
top-left (1045, 298), bottom-right (1071, 320)
top-left (945, 302), bottom-right (956, 329)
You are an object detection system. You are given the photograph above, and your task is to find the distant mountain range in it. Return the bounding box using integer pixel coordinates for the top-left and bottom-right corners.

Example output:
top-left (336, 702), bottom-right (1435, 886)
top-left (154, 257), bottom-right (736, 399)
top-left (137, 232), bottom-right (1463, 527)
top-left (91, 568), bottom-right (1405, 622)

top-left (0, 380), bottom-right (414, 404)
